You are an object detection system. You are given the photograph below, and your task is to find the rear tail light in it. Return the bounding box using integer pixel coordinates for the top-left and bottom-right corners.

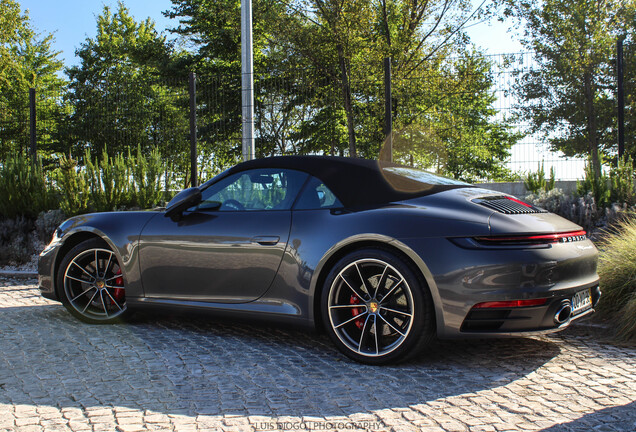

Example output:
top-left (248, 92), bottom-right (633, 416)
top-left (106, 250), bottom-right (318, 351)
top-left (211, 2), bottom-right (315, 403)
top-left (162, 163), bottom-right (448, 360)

top-left (473, 298), bottom-right (548, 309)
top-left (474, 230), bottom-right (587, 246)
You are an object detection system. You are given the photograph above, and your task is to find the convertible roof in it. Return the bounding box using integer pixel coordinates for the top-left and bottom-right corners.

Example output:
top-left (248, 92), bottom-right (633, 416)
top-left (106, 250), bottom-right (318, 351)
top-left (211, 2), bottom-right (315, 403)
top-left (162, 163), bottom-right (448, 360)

top-left (222, 156), bottom-right (471, 208)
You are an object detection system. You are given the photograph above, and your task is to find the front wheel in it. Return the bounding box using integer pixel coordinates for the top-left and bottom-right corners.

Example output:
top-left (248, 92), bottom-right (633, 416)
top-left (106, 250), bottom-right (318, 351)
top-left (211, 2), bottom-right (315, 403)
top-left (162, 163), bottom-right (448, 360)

top-left (321, 248), bottom-right (435, 364)
top-left (56, 238), bottom-right (129, 324)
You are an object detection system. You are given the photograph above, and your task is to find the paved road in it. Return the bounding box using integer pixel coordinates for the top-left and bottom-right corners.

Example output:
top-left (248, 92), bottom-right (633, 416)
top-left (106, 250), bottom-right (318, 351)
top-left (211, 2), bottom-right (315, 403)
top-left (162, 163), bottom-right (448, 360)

top-left (0, 278), bottom-right (634, 432)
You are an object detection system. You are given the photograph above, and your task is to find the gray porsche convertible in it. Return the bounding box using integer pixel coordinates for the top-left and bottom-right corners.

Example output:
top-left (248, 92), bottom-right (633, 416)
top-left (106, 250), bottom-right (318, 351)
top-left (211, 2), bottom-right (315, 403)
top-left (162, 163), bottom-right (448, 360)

top-left (39, 156), bottom-right (600, 364)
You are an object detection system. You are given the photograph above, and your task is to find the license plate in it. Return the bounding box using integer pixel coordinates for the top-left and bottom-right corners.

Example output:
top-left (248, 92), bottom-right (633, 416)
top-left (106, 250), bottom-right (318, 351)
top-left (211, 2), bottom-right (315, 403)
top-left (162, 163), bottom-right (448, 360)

top-left (571, 289), bottom-right (592, 315)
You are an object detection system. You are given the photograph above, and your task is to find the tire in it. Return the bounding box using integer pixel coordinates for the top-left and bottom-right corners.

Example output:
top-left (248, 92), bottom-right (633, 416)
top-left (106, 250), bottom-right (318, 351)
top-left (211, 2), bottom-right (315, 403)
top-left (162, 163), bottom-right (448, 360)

top-left (321, 248), bottom-right (435, 364)
top-left (56, 238), bottom-right (129, 324)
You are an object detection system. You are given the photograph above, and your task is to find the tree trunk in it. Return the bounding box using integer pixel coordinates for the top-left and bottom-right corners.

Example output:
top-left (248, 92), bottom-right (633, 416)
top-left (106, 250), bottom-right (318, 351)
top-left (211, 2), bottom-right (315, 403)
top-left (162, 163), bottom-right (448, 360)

top-left (337, 44), bottom-right (357, 158)
top-left (583, 71), bottom-right (601, 179)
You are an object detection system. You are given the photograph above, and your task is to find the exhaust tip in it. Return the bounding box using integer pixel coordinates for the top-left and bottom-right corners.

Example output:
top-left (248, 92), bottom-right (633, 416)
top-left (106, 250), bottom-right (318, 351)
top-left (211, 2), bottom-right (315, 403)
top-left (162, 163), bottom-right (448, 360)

top-left (554, 301), bottom-right (572, 325)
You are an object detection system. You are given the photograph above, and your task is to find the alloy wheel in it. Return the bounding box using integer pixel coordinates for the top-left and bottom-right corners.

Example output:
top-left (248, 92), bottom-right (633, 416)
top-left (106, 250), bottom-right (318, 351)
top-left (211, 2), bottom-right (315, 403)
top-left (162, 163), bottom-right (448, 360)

top-left (327, 258), bottom-right (415, 357)
top-left (63, 248), bottom-right (127, 321)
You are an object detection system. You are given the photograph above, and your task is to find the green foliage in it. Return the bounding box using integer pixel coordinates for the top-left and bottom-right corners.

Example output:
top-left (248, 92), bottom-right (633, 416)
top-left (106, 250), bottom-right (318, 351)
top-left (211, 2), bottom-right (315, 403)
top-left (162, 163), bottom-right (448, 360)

top-left (166, 0), bottom-right (515, 180)
top-left (577, 159), bottom-right (611, 208)
top-left (0, 0), bottom-right (65, 160)
top-left (502, 0), bottom-right (636, 179)
top-left (55, 154), bottom-right (90, 216)
top-left (56, 147), bottom-right (168, 215)
top-left (610, 155), bottom-right (636, 206)
top-left (524, 162), bottom-right (556, 194)
top-left (597, 215), bottom-right (636, 341)
top-left (391, 53), bottom-right (521, 182)
top-left (130, 145), bottom-right (165, 209)
top-left (84, 148), bottom-right (131, 212)
top-left (0, 154), bottom-right (55, 219)
top-left (65, 2), bottom-right (188, 174)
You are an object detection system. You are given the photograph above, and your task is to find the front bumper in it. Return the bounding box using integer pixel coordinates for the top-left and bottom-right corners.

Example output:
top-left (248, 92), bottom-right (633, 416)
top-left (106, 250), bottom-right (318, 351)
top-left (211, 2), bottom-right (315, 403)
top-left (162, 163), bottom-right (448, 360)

top-left (38, 242), bottom-right (59, 301)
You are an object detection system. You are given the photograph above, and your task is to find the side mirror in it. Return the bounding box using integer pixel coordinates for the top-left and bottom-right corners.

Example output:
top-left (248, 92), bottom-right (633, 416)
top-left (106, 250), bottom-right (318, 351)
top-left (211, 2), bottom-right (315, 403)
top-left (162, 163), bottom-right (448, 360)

top-left (165, 187), bottom-right (202, 221)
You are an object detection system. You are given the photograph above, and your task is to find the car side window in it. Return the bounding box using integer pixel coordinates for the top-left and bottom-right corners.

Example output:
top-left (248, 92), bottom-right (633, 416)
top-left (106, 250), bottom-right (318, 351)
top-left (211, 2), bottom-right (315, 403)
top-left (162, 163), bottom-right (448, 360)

top-left (294, 176), bottom-right (343, 210)
top-left (194, 169), bottom-right (308, 211)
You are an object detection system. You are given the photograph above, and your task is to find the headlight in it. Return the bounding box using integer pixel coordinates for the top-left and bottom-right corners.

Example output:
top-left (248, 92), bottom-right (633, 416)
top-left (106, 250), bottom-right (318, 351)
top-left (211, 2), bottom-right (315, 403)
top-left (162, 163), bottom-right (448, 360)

top-left (40, 227), bottom-right (63, 255)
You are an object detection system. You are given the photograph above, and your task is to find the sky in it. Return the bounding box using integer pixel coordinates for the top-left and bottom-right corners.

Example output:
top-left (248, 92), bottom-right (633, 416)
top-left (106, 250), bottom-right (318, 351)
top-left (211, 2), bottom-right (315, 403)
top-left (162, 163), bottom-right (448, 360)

top-left (19, 0), bottom-right (523, 69)
top-left (20, 0), bottom-right (175, 67)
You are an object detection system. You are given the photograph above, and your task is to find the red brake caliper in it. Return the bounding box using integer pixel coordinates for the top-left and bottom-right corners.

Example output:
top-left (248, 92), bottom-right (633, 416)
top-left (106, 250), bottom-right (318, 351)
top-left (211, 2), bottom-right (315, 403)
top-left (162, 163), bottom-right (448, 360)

top-left (350, 295), bottom-right (364, 329)
top-left (112, 269), bottom-right (125, 303)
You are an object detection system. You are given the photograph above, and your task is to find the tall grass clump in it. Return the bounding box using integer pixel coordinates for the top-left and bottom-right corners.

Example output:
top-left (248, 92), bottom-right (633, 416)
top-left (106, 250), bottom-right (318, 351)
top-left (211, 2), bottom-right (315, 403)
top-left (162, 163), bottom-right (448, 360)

top-left (597, 215), bottom-right (636, 342)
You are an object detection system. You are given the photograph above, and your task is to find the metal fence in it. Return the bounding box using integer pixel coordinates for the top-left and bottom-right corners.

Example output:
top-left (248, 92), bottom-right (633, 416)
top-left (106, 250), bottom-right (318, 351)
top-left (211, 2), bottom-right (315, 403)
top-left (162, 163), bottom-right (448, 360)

top-left (1, 50), bottom-right (628, 183)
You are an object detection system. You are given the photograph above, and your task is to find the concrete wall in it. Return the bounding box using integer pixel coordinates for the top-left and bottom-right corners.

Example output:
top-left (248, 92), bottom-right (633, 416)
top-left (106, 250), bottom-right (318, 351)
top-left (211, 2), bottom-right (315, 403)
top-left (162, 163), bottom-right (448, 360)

top-left (474, 181), bottom-right (578, 198)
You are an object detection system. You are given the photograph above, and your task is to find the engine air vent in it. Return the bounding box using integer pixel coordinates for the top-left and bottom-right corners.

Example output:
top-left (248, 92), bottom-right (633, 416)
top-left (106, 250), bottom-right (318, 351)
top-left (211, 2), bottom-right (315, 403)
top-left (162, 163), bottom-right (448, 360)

top-left (473, 196), bottom-right (548, 215)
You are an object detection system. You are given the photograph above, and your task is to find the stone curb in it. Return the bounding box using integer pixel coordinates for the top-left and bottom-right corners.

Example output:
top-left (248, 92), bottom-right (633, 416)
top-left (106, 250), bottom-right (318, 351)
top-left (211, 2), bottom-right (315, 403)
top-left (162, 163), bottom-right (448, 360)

top-left (0, 270), bottom-right (38, 279)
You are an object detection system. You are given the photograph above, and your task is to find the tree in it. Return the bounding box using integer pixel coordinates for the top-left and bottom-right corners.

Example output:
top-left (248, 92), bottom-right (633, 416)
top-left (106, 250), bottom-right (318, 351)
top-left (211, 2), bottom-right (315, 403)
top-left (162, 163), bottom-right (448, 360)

top-left (165, 0), bottom-right (287, 171)
top-left (502, 0), bottom-right (636, 179)
top-left (0, 0), bottom-right (65, 160)
top-left (65, 2), bottom-right (187, 182)
top-left (392, 52), bottom-right (519, 181)
top-left (166, 0), bottom-right (518, 180)
top-left (273, 0), bottom-right (483, 158)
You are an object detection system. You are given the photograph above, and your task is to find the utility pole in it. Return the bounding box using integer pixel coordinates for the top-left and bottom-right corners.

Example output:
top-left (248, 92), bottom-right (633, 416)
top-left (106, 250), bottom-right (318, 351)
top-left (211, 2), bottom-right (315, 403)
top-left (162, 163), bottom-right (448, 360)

top-left (383, 57), bottom-right (393, 162)
top-left (241, 0), bottom-right (255, 161)
top-left (617, 38), bottom-right (625, 159)
top-left (189, 72), bottom-right (198, 187)
top-left (29, 88), bottom-right (36, 161)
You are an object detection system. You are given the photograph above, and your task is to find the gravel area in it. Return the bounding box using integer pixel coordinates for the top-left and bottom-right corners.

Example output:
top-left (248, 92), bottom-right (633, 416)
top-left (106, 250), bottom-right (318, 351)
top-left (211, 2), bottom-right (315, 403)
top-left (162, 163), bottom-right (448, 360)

top-left (0, 249), bottom-right (40, 273)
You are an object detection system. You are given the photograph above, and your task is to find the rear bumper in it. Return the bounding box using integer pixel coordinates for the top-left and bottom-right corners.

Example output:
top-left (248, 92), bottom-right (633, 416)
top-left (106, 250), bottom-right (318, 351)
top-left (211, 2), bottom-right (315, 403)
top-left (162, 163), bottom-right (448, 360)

top-left (459, 283), bottom-right (600, 336)
top-left (402, 237), bottom-right (600, 339)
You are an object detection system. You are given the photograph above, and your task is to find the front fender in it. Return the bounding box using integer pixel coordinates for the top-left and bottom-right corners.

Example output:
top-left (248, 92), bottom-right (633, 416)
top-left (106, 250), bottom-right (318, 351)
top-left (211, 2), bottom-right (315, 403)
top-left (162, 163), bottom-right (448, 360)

top-left (40, 212), bottom-right (159, 301)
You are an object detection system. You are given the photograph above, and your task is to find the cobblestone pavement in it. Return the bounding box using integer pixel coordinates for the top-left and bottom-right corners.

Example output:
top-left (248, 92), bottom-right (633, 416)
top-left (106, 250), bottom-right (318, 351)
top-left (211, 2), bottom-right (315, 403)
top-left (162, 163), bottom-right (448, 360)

top-left (0, 278), bottom-right (634, 432)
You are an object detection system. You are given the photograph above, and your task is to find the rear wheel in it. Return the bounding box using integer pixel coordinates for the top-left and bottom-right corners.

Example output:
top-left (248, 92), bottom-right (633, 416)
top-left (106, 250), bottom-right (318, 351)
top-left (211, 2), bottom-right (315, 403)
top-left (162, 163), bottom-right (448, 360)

top-left (321, 248), bottom-right (435, 364)
top-left (56, 238), bottom-right (128, 324)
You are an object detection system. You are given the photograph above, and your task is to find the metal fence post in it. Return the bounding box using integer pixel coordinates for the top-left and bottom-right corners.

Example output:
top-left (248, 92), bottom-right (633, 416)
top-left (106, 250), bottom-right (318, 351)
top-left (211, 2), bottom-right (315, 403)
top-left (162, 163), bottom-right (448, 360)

top-left (383, 57), bottom-right (393, 162)
top-left (617, 39), bottom-right (625, 159)
top-left (241, 0), bottom-right (255, 161)
top-left (29, 88), bottom-right (36, 160)
top-left (189, 72), bottom-right (198, 187)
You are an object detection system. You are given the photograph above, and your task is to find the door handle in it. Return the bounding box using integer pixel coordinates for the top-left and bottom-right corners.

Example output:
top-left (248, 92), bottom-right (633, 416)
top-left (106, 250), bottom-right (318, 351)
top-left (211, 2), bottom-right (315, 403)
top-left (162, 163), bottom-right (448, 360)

top-left (251, 236), bottom-right (280, 246)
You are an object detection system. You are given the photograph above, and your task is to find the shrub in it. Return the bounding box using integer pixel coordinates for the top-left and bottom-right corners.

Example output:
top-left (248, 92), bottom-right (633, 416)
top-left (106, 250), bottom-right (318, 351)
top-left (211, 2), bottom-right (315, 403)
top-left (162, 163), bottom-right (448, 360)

top-left (524, 162), bottom-right (555, 194)
top-left (55, 154), bottom-right (90, 216)
top-left (0, 154), bottom-right (56, 219)
top-left (525, 189), bottom-right (599, 233)
top-left (596, 215), bottom-right (636, 341)
top-left (577, 159), bottom-right (611, 208)
top-left (0, 216), bottom-right (36, 265)
top-left (609, 155), bottom-right (636, 206)
top-left (85, 148), bottom-right (133, 212)
top-left (35, 209), bottom-right (66, 244)
top-left (130, 145), bottom-right (165, 209)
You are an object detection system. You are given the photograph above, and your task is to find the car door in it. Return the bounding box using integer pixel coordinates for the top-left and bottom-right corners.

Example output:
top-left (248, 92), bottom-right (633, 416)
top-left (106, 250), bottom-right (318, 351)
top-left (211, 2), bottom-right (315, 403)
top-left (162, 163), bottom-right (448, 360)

top-left (138, 168), bottom-right (308, 303)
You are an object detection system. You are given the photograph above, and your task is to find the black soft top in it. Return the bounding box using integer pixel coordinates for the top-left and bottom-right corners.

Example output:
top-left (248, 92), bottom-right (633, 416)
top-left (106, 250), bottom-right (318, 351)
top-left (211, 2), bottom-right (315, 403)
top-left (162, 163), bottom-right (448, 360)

top-left (220, 156), bottom-right (471, 208)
